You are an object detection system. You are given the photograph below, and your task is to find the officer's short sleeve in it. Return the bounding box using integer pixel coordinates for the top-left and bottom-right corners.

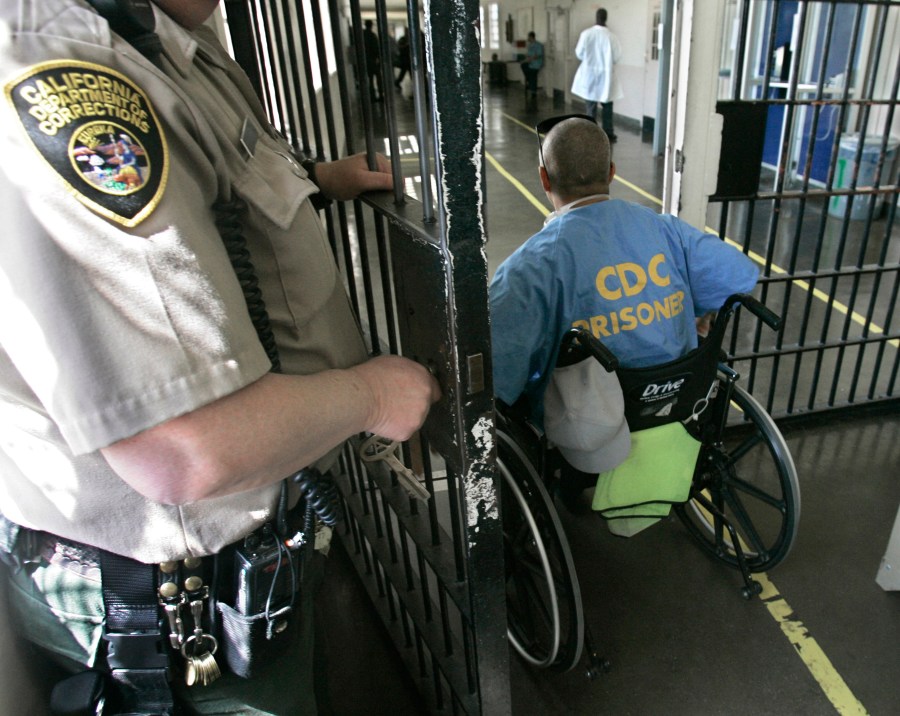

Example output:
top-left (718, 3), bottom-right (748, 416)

top-left (0, 58), bottom-right (271, 455)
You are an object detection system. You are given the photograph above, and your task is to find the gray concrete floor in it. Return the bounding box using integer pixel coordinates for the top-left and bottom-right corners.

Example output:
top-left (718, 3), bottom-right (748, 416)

top-left (319, 81), bottom-right (900, 715)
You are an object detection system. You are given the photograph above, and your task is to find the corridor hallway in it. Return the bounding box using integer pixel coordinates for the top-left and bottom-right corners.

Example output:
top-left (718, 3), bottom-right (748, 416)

top-left (317, 82), bottom-right (900, 715)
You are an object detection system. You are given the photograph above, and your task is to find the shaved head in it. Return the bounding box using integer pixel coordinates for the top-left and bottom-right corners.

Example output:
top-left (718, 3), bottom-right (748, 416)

top-left (542, 118), bottom-right (612, 200)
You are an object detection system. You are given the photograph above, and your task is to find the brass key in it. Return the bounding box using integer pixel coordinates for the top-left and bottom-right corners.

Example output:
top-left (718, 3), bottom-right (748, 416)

top-left (360, 435), bottom-right (430, 501)
top-left (182, 634), bottom-right (220, 686)
top-left (180, 589), bottom-right (220, 686)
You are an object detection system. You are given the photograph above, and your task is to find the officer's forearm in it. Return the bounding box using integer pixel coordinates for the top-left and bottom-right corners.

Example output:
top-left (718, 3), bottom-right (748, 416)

top-left (102, 356), bottom-right (440, 504)
top-left (101, 357), bottom-right (438, 505)
top-left (100, 371), bottom-right (368, 504)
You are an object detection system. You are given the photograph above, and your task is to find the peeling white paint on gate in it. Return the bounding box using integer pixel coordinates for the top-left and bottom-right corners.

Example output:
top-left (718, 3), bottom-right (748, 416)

top-left (465, 416), bottom-right (498, 534)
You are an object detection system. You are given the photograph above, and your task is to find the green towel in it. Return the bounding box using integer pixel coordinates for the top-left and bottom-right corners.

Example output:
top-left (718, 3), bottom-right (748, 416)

top-left (592, 422), bottom-right (701, 537)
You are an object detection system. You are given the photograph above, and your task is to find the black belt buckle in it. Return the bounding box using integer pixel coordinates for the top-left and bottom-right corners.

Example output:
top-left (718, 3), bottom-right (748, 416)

top-left (104, 630), bottom-right (170, 671)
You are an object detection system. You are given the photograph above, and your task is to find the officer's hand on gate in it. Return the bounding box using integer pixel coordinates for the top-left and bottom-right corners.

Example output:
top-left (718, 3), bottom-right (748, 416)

top-left (314, 152), bottom-right (393, 200)
top-left (352, 355), bottom-right (441, 442)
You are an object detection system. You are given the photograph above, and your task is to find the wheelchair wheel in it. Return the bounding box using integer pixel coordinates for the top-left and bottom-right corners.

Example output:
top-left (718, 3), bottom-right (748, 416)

top-left (676, 382), bottom-right (800, 573)
top-left (497, 428), bottom-right (584, 671)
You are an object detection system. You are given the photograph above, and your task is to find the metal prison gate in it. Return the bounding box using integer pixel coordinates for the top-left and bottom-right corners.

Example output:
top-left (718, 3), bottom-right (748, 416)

top-left (223, 0), bottom-right (510, 713)
top-left (708, 0), bottom-right (900, 420)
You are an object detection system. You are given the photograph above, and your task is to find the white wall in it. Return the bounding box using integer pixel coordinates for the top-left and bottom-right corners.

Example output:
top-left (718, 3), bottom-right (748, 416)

top-left (569, 1), bottom-right (653, 122)
top-left (484, 0), bottom-right (655, 125)
top-left (480, 3), bottom-right (549, 67)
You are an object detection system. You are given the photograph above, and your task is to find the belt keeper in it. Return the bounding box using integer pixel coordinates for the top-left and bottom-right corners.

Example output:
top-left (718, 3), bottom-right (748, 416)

top-left (104, 631), bottom-right (169, 671)
top-left (100, 551), bottom-right (169, 671)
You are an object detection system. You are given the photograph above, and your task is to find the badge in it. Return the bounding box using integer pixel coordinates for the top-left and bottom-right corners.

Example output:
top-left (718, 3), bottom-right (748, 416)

top-left (5, 60), bottom-right (168, 227)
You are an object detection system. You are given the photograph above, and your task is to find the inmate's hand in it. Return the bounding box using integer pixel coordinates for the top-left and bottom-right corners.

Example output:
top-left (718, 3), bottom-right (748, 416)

top-left (314, 152), bottom-right (393, 201)
top-left (695, 311), bottom-right (716, 338)
top-left (351, 355), bottom-right (441, 442)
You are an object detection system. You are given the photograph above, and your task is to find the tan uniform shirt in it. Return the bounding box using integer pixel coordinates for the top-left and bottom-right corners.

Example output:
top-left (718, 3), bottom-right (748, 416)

top-left (0, 1), bottom-right (367, 562)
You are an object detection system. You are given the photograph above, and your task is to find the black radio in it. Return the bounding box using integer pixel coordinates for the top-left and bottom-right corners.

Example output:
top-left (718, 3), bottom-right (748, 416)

top-left (233, 528), bottom-right (301, 615)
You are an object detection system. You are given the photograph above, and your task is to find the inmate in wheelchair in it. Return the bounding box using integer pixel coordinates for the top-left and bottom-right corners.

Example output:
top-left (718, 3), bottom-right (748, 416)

top-left (495, 293), bottom-right (800, 674)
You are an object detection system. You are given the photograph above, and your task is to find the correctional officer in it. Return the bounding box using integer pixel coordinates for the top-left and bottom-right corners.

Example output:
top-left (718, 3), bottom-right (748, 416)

top-left (0, 1), bottom-right (440, 713)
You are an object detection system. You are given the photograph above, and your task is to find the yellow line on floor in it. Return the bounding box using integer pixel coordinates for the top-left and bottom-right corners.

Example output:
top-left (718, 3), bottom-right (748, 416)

top-left (485, 151), bottom-right (549, 218)
top-left (756, 574), bottom-right (869, 715)
top-left (501, 112), bottom-right (663, 208)
top-left (502, 111), bottom-right (536, 134)
top-left (488, 119), bottom-right (897, 349)
top-left (614, 175), bottom-right (663, 206)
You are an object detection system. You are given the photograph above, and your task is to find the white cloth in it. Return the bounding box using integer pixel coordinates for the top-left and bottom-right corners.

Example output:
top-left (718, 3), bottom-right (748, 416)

top-left (571, 25), bottom-right (623, 103)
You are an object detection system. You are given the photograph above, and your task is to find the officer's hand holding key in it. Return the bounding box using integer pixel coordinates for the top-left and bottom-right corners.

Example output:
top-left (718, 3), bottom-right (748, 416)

top-left (360, 434), bottom-right (431, 501)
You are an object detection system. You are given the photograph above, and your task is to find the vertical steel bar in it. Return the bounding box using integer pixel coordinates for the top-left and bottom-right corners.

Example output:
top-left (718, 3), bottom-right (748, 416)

top-left (834, 15), bottom-right (894, 403)
top-left (256, 0), bottom-right (290, 133)
top-left (374, 0), bottom-right (406, 203)
top-left (731, 0), bottom-right (751, 102)
top-left (269, 0), bottom-right (302, 150)
top-left (223, 1), bottom-right (266, 103)
top-left (285, 0), bottom-right (342, 262)
top-left (348, 0), bottom-right (378, 167)
top-left (283, 0), bottom-right (320, 155)
top-left (806, 3), bottom-right (866, 409)
top-left (407, 0), bottom-right (436, 220)
top-left (867, 204), bottom-right (900, 400)
top-left (770, 2), bottom-right (838, 412)
top-left (748, 3), bottom-right (809, 400)
top-left (321, 0), bottom-right (363, 316)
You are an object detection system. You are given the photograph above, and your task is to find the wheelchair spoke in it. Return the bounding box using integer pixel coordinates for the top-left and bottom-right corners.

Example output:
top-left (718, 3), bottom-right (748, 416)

top-left (496, 423), bottom-right (585, 671)
top-left (508, 549), bottom-right (552, 585)
top-left (727, 473), bottom-right (786, 511)
top-left (721, 430), bottom-right (764, 465)
top-left (678, 380), bottom-right (800, 574)
top-left (721, 487), bottom-right (770, 558)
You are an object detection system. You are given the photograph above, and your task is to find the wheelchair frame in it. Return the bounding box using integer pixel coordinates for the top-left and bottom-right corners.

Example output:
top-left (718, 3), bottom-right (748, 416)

top-left (496, 294), bottom-right (801, 675)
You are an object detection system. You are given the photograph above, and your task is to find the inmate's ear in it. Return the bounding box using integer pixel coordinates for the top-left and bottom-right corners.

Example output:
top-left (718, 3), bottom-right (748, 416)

top-left (539, 164), bottom-right (552, 192)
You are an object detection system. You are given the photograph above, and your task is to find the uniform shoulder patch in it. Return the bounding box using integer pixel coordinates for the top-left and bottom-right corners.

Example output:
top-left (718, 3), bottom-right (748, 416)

top-left (5, 60), bottom-right (168, 227)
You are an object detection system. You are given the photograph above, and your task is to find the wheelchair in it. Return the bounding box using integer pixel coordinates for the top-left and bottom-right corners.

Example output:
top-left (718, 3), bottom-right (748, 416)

top-left (497, 293), bottom-right (800, 674)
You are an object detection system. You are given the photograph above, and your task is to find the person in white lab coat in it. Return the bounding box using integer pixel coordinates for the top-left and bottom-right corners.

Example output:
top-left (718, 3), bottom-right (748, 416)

top-left (571, 8), bottom-right (623, 142)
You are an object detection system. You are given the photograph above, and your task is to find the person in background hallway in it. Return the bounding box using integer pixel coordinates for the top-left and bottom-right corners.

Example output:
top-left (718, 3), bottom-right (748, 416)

top-left (520, 31), bottom-right (544, 97)
top-left (571, 8), bottom-right (622, 142)
top-left (395, 29), bottom-right (411, 90)
top-left (363, 18), bottom-right (383, 101)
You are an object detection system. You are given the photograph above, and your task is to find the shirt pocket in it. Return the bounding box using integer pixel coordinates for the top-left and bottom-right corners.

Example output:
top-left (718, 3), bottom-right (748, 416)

top-left (230, 133), bottom-right (314, 230)
top-left (224, 132), bottom-right (339, 338)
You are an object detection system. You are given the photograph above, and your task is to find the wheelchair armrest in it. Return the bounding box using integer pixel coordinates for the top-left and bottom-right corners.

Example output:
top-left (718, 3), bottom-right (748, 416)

top-left (558, 328), bottom-right (619, 371)
top-left (723, 293), bottom-right (783, 331)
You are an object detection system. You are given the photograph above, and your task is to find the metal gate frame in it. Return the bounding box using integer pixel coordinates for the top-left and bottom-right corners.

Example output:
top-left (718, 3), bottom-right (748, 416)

top-left (666, 0), bottom-right (899, 420)
top-left (223, 0), bottom-right (510, 712)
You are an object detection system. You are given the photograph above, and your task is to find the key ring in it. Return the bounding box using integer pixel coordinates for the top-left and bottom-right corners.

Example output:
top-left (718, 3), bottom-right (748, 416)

top-left (359, 434), bottom-right (398, 462)
top-left (181, 633), bottom-right (218, 658)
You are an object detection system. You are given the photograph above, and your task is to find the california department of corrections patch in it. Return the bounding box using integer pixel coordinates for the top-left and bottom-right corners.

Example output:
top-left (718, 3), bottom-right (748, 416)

top-left (5, 60), bottom-right (168, 227)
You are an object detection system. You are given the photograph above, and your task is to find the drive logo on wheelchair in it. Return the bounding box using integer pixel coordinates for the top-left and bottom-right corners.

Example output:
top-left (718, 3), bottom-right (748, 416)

top-left (642, 377), bottom-right (686, 398)
top-left (629, 371), bottom-right (694, 418)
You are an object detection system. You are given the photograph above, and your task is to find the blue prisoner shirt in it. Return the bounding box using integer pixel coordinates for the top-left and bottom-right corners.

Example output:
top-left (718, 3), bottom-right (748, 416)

top-left (489, 199), bottom-right (759, 423)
